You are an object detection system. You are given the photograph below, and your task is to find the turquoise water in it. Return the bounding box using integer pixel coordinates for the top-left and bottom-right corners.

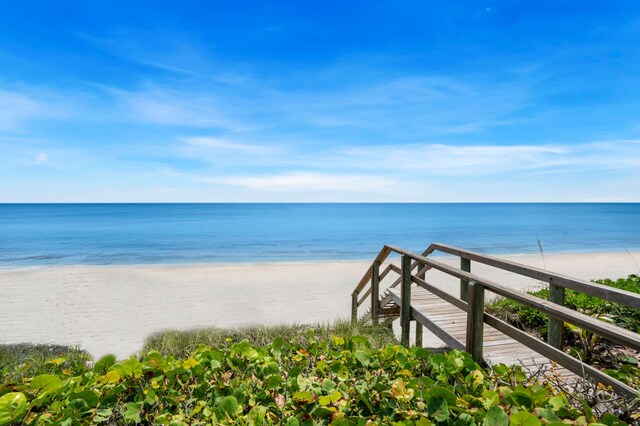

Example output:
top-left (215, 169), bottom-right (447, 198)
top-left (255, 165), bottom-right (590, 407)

top-left (0, 203), bottom-right (639, 266)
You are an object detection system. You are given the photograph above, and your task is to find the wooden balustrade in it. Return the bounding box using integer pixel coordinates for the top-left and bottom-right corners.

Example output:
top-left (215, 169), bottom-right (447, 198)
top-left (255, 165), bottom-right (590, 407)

top-left (350, 242), bottom-right (640, 398)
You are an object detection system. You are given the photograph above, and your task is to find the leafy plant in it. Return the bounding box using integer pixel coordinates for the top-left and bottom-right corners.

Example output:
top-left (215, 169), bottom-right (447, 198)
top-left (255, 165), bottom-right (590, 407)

top-left (0, 334), bottom-right (621, 425)
top-left (486, 275), bottom-right (640, 390)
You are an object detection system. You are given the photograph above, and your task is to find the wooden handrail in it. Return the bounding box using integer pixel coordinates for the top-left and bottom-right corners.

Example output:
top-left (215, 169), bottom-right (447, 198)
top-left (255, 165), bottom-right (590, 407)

top-left (387, 245), bottom-right (640, 351)
top-left (352, 243), bottom-right (640, 397)
top-left (429, 243), bottom-right (640, 309)
top-left (353, 242), bottom-right (640, 310)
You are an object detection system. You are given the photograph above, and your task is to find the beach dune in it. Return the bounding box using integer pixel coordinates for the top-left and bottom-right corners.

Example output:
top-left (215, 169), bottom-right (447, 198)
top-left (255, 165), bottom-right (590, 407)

top-left (1, 250), bottom-right (638, 358)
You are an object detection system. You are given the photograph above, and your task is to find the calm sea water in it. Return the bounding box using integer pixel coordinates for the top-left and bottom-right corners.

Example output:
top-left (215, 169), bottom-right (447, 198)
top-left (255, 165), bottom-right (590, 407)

top-left (0, 203), bottom-right (639, 267)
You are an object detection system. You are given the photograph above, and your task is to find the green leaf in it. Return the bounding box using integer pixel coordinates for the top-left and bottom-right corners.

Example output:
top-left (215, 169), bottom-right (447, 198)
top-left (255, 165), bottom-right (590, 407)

top-left (427, 386), bottom-right (457, 407)
top-left (322, 379), bottom-right (336, 392)
top-left (318, 395), bottom-right (332, 406)
top-left (293, 391), bottom-right (314, 404)
top-left (218, 396), bottom-right (238, 415)
top-left (510, 411), bottom-right (541, 426)
top-left (70, 390), bottom-right (100, 408)
top-left (93, 408), bottom-right (113, 423)
top-left (484, 406), bottom-right (509, 426)
top-left (509, 389), bottom-right (534, 410)
top-left (94, 354), bottom-right (117, 374)
top-left (123, 402), bottom-right (142, 423)
top-left (534, 408), bottom-right (560, 423)
top-left (546, 395), bottom-right (567, 411)
top-left (264, 375), bottom-right (282, 389)
top-left (0, 392), bottom-right (27, 426)
top-left (427, 396), bottom-right (449, 423)
top-left (29, 373), bottom-right (63, 394)
top-left (241, 345), bottom-right (259, 360)
top-left (285, 417), bottom-right (300, 426)
top-left (354, 350), bottom-right (370, 366)
top-left (115, 358), bottom-right (143, 378)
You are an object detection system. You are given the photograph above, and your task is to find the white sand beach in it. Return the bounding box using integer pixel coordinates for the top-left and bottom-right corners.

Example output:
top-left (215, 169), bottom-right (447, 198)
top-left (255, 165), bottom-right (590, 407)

top-left (1, 250), bottom-right (639, 359)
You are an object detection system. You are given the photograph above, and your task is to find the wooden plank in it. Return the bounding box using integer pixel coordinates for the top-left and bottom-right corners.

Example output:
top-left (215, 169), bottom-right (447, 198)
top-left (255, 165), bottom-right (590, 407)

top-left (389, 264), bottom-right (401, 276)
top-left (351, 291), bottom-right (358, 324)
top-left (354, 264), bottom-right (373, 293)
top-left (460, 257), bottom-right (470, 302)
top-left (355, 243), bottom-right (639, 399)
top-left (483, 312), bottom-right (639, 398)
top-left (386, 246), bottom-right (640, 352)
top-left (358, 263), bottom-right (398, 306)
top-left (400, 255), bottom-right (412, 347)
top-left (548, 284), bottom-right (565, 350)
top-left (466, 281), bottom-right (485, 362)
top-left (379, 305), bottom-right (400, 317)
top-left (371, 260), bottom-right (380, 325)
top-left (429, 243), bottom-right (640, 309)
top-left (412, 275), bottom-right (468, 311)
top-left (409, 305), bottom-right (465, 351)
top-left (379, 263), bottom-right (395, 281)
top-left (358, 289), bottom-right (370, 307)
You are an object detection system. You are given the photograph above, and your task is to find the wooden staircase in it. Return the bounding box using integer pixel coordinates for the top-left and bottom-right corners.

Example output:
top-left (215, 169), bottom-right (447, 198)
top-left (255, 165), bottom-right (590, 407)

top-left (350, 243), bottom-right (640, 399)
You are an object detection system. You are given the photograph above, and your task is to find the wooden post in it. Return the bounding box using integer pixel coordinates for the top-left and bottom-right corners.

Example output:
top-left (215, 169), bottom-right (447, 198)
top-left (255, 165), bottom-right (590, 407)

top-left (466, 281), bottom-right (485, 362)
top-left (548, 283), bottom-right (565, 350)
top-left (351, 291), bottom-right (358, 324)
top-left (415, 321), bottom-right (423, 347)
top-left (415, 259), bottom-right (425, 280)
top-left (400, 254), bottom-right (412, 347)
top-left (371, 260), bottom-right (380, 325)
top-left (460, 257), bottom-right (471, 302)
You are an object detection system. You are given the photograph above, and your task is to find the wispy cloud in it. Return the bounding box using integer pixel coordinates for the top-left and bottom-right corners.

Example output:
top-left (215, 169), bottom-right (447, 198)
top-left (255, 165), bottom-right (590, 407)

top-left (108, 87), bottom-right (250, 131)
top-left (207, 172), bottom-right (399, 193)
top-left (0, 89), bottom-right (59, 131)
top-left (32, 152), bottom-right (48, 164)
top-left (333, 143), bottom-right (569, 175)
top-left (179, 137), bottom-right (276, 155)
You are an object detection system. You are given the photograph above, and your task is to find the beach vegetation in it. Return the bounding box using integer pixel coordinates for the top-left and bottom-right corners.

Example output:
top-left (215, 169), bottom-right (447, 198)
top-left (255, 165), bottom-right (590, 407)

top-left (487, 275), bottom-right (640, 389)
top-left (0, 344), bottom-right (91, 385)
top-left (143, 321), bottom-right (396, 356)
top-left (1, 332), bottom-right (627, 425)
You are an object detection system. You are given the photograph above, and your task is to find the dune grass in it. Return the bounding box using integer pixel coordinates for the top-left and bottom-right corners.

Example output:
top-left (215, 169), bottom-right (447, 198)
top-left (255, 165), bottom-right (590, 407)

top-left (142, 320), bottom-right (396, 356)
top-left (0, 343), bottom-right (91, 383)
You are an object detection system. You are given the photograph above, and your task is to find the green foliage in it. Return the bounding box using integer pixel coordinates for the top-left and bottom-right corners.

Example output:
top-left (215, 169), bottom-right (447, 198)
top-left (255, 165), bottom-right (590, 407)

top-left (486, 275), bottom-right (640, 390)
top-left (143, 320), bottom-right (397, 356)
top-left (0, 344), bottom-right (91, 384)
top-left (488, 275), bottom-right (640, 333)
top-left (0, 335), bottom-right (617, 425)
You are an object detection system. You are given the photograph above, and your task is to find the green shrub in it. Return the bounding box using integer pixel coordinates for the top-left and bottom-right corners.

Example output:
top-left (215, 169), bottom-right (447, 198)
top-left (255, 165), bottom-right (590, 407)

top-left (0, 335), bottom-right (621, 425)
top-left (143, 321), bottom-right (396, 356)
top-left (488, 275), bottom-right (640, 333)
top-left (0, 344), bottom-right (91, 384)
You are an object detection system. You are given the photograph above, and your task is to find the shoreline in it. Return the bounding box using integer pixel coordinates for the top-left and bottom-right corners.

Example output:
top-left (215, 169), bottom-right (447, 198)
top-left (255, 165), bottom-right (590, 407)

top-left (1, 247), bottom-right (639, 271)
top-left (1, 250), bottom-right (638, 359)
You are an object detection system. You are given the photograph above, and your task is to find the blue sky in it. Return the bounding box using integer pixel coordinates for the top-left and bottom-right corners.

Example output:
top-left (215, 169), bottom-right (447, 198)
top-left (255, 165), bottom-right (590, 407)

top-left (1, 1), bottom-right (639, 202)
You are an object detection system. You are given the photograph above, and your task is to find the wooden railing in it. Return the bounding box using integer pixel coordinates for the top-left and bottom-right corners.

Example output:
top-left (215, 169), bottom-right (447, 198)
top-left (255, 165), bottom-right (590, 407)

top-left (351, 243), bottom-right (640, 398)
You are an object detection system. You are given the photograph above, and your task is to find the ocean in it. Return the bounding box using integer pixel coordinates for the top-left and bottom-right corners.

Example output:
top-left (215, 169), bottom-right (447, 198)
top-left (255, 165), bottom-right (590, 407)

top-left (0, 203), bottom-right (639, 267)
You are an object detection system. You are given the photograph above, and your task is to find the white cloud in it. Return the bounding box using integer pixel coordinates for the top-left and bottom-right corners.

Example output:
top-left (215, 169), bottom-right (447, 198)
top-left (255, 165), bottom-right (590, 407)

top-left (208, 172), bottom-right (399, 192)
top-left (179, 137), bottom-right (276, 155)
top-left (0, 90), bottom-right (49, 130)
top-left (34, 153), bottom-right (48, 164)
top-left (109, 87), bottom-right (249, 131)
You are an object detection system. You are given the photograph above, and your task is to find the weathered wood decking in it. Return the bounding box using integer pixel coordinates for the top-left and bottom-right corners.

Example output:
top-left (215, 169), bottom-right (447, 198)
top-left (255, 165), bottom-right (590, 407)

top-left (386, 287), bottom-right (576, 382)
top-left (351, 243), bottom-right (640, 398)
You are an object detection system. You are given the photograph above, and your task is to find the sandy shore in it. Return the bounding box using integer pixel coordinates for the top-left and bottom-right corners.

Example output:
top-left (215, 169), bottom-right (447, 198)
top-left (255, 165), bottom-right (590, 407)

top-left (1, 251), bottom-right (638, 358)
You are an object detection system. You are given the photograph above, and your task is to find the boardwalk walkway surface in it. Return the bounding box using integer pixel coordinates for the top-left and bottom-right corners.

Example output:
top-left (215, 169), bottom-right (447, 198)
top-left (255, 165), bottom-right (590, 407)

top-left (386, 287), bottom-right (576, 382)
top-left (351, 243), bottom-right (640, 398)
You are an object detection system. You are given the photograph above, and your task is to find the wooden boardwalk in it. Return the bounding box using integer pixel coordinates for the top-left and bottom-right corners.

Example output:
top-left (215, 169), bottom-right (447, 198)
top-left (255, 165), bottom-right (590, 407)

top-left (386, 287), bottom-right (576, 382)
top-left (351, 243), bottom-right (640, 398)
